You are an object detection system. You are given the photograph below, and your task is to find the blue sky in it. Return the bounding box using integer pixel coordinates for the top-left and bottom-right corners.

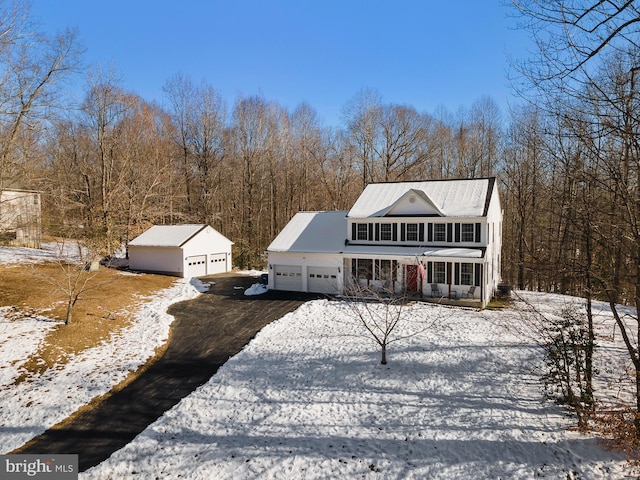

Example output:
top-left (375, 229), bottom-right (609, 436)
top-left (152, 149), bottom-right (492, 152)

top-left (30, 1), bottom-right (531, 127)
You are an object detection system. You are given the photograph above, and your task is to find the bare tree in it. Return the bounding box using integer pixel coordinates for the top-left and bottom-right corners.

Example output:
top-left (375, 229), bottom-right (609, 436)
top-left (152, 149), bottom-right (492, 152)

top-left (342, 282), bottom-right (440, 365)
top-left (343, 88), bottom-right (382, 188)
top-left (0, 0), bottom-right (81, 190)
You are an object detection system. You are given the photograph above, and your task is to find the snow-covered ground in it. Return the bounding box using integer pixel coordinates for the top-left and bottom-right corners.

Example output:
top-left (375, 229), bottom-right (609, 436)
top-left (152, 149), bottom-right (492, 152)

top-left (0, 245), bottom-right (633, 478)
top-left (0, 277), bottom-right (204, 453)
top-left (79, 295), bottom-right (629, 479)
top-left (0, 241), bottom-right (87, 264)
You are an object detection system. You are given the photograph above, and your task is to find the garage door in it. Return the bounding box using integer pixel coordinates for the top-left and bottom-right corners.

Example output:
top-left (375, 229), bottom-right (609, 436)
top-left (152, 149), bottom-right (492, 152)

top-left (273, 265), bottom-right (302, 291)
top-left (308, 267), bottom-right (340, 294)
top-left (186, 255), bottom-right (207, 277)
top-left (209, 253), bottom-right (227, 274)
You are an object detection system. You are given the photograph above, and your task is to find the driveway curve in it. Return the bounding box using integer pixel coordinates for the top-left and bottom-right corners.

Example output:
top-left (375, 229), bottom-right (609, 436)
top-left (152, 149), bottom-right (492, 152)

top-left (16, 273), bottom-right (321, 472)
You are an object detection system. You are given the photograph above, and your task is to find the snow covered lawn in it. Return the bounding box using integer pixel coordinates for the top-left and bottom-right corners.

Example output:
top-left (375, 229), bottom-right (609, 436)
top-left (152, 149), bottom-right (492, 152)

top-left (79, 294), bottom-right (629, 479)
top-left (0, 278), bottom-right (203, 454)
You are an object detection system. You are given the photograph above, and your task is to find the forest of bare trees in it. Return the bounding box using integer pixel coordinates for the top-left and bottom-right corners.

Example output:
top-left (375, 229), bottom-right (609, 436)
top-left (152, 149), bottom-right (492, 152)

top-left (0, 0), bottom-right (638, 301)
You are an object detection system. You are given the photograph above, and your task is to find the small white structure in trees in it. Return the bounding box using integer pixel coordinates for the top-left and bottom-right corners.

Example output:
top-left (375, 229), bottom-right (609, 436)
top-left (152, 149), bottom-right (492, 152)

top-left (128, 224), bottom-right (233, 278)
top-left (0, 188), bottom-right (42, 248)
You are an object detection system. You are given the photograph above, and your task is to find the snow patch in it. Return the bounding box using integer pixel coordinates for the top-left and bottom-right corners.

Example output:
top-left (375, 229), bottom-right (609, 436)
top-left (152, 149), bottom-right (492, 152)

top-left (244, 283), bottom-right (268, 296)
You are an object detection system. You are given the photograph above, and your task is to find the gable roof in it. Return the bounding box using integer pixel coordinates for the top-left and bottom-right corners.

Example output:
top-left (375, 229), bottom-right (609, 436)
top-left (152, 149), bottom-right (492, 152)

top-left (129, 224), bottom-right (231, 248)
top-left (378, 188), bottom-right (445, 217)
top-left (267, 211), bottom-right (348, 253)
top-left (347, 178), bottom-right (496, 218)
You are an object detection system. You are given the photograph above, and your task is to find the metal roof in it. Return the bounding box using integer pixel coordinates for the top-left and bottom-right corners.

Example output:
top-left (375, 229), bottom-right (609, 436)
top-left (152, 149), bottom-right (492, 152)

top-left (347, 178), bottom-right (494, 218)
top-left (129, 224), bottom-right (212, 248)
top-left (267, 211), bottom-right (348, 253)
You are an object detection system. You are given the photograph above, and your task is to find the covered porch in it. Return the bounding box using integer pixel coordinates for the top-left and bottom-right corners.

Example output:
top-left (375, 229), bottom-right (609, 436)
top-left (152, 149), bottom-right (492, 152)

top-left (342, 245), bottom-right (490, 308)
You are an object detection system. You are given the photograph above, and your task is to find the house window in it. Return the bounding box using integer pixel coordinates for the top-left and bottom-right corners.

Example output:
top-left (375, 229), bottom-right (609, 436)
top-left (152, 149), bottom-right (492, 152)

top-left (461, 223), bottom-right (475, 242)
top-left (406, 223), bottom-right (418, 241)
top-left (461, 263), bottom-right (474, 285)
top-left (380, 223), bottom-right (392, 241)
top-left (375, 259), bottom-right (396, 281)
top-left (352, 258), bottom-right (372, 280)
top-left (357, 223), bottom-right (368, 240)
top-left (433, 262), bottom-right (446, 283)
top-left (434, 224), bottom-right (446, 242)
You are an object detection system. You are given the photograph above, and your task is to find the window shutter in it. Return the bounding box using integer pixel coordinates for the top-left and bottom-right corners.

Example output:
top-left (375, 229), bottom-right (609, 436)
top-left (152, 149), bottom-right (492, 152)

top-left (368, 223), bottom-right (373, 241)
top-left (375, 223), bottom-right (380, 241)
top-left (419, 223), bottom-right (425, 242)
top-left (446, 223), bottom-right (453, 243)
top-left (393, 223), bottom-right (398, 241)
top-left (474, 263), bottom-right (481, 286)
top-left (454, 263), bottom-right (460, 285)
top-left (447, 262), bottom-right (452, 284)
top-left (475, 223), bottom-right (482, 243)
top-left (455, 223), bottom-right (461, 243)
top-left (427, 223), bottom-right (433, 242)
top-left (401, 223), bottom-right (406, 241)
top-left (427, 262), bottom-right (433, 283)
top-left (351, 223), bottom-right (356, 240)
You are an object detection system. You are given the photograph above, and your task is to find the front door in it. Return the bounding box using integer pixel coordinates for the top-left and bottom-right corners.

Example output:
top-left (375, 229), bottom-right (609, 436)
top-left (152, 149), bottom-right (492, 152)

top-left (406, 264), bottom-right (418, 292)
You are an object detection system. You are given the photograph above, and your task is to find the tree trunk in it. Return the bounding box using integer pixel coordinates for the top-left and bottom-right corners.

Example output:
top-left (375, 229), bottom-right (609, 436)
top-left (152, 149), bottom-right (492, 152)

top-left (380, 343), bottom-right (387, 365)
top-left (65, 301), bottom-right (73, 325)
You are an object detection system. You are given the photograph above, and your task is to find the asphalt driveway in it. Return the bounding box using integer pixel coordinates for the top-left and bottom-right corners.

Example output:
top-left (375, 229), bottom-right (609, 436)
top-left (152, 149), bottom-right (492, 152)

top-left (16, 273), bottom-right (321, 472)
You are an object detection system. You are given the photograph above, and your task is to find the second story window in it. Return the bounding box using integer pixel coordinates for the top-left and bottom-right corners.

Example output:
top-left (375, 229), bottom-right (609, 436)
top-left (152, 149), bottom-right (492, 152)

top-left (406, 223), bottom-right (418, 241)
top-left (357, 223), bottom-right (368, 240)
top-left (380, 223), bottom-right (392, 241)
top-left (461, 223), bottom-right (475, 242)
top-left (434, 223), bottom-right (446, 242)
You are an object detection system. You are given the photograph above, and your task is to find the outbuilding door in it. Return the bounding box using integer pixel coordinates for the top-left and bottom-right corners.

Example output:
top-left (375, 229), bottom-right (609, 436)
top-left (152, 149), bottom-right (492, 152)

top-left (209, 253), bottom-right (227, 274)
top-left (186, 255), bottom-right (207, 277)
top-left (308, 267), bottom-right (340, 294)
top-left (273, 265), bottom-right (303, 291)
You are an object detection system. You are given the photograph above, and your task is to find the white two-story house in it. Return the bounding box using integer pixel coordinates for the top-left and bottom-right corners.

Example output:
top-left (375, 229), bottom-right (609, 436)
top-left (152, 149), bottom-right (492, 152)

top-left (266, 177), bottom-right (502, 308)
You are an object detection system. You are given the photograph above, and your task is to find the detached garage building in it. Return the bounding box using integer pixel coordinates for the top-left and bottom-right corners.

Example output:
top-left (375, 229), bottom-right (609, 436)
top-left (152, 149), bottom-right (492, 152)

top-left (128, 224), bottom-right (233, 278)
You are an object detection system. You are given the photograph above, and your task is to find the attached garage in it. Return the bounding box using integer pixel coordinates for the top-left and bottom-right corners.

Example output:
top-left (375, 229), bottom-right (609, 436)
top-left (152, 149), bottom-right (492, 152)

top-left (308, 266), bottom-right (340, 294)
top-left (273, 265), bottom-right (303, 291)
top-left (128, 224), bottom-right (234, 278)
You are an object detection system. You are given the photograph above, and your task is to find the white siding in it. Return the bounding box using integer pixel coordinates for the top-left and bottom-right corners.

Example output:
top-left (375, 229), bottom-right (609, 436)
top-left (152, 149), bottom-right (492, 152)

top-left (129, 246), bottom-right (184, 276)
top-left (129, 224), bottom-right (233, 277)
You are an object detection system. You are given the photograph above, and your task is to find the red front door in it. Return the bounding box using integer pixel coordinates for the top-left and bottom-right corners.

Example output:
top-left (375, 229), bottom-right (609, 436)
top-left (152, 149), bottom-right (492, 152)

top-left (406, 264), bottom-right (418, 292)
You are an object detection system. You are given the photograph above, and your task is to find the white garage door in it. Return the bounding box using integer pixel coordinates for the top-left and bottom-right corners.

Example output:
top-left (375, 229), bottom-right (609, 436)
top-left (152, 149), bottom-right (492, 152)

top-left (209, 253), bottom-right (227, 274)
top-left (308, 267), bottom-right (340, 294)
top-left (186, 255), bottom-right (207, 277)
top-left (274, 265), bottom-right (303, 291)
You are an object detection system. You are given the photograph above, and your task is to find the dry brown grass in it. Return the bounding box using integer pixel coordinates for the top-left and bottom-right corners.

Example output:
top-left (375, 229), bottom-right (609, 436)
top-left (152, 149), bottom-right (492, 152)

top-left (0, 262), bottom-right (175, 381)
